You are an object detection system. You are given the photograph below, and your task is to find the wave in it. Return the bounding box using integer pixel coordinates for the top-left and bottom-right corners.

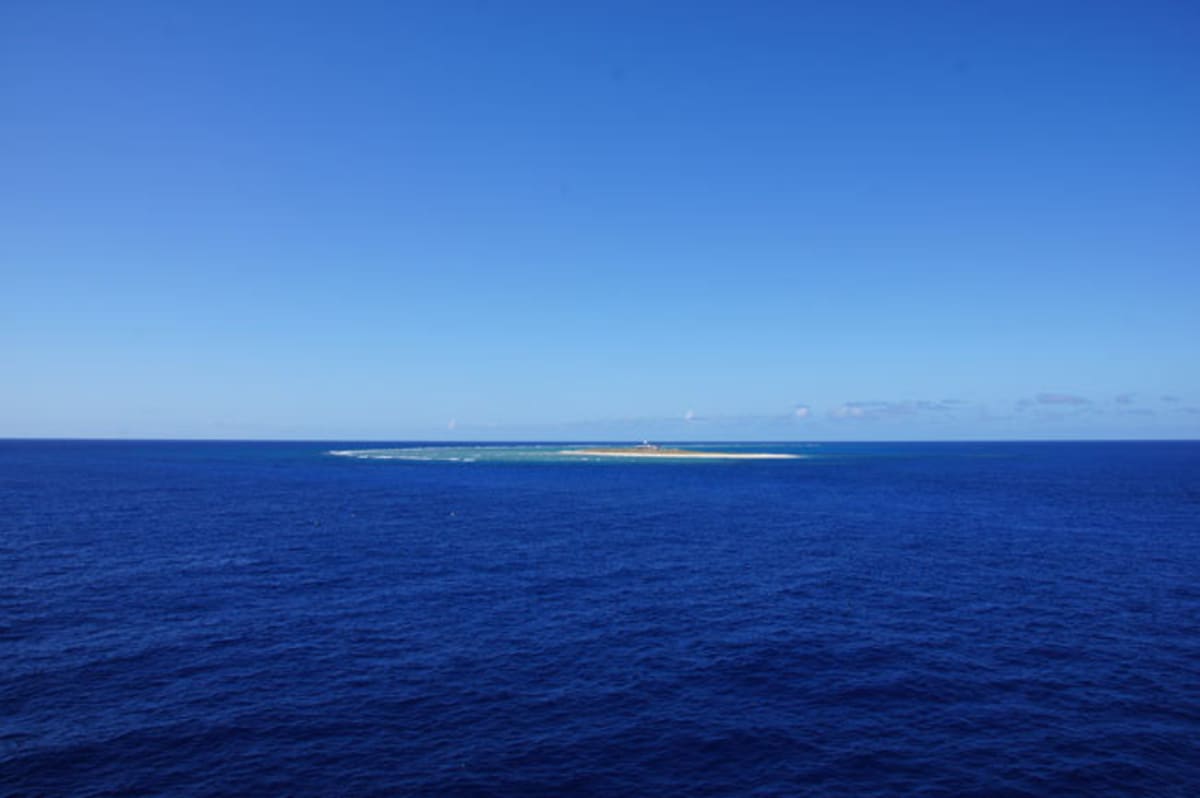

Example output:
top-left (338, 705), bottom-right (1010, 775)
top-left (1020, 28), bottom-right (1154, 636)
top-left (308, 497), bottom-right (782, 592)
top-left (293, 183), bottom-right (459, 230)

top-left (327, 446), bottom-right (540, 463)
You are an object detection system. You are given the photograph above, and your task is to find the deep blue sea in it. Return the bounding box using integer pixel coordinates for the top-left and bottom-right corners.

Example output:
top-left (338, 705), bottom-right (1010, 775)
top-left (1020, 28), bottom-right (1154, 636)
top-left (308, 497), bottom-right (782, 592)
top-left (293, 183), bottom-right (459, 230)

top-left (3, 440), bottom-right (1199, 796)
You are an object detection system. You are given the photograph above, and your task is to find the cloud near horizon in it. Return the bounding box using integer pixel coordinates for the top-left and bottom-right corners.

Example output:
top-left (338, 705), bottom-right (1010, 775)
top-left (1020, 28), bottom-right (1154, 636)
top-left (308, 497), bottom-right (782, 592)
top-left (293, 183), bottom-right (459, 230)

top-left (671, 405), bottom-right (814, 425)
top-left (436, 391), bottom-right (1195, 437)
top-left (829, 399), bottom-right (965, 421)
top-left (1035, 393), bottom-right (1091, 406)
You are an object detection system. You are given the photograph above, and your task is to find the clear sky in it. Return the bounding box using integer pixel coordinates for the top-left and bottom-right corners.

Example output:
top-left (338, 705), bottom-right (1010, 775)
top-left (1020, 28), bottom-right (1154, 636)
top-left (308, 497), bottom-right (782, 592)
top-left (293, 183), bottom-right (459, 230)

top-left (3, 1), bottom-right (1198, 440)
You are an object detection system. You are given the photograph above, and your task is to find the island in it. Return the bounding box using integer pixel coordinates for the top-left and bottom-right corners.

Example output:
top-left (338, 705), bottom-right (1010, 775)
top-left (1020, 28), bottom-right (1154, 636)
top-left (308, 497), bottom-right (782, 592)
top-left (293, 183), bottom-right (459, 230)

top-left (559, 442), bottom-right (799, 460)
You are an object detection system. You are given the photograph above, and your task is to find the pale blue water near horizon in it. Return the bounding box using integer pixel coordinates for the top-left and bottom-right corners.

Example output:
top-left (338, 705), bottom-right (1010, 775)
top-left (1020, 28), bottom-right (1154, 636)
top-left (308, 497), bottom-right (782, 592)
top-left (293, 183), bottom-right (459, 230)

top-left (3, 440), bottom-right (1199, 796)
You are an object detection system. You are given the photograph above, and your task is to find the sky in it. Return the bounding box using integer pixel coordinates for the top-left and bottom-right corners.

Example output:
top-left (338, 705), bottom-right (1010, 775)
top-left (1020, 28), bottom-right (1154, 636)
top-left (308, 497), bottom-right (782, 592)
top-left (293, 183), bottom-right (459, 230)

top-left (2, 0), bottom-right (1198, 440)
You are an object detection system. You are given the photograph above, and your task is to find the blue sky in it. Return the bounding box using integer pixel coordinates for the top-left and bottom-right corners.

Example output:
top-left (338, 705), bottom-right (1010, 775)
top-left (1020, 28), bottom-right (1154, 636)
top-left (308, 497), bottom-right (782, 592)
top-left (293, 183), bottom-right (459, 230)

top-left (2, 1), bottom-right (1198, 440)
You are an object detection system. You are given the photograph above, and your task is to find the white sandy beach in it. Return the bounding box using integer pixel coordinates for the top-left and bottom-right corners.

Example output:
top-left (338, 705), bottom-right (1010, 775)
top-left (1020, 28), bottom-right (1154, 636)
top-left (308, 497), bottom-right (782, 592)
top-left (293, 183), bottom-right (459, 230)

top-left (559, 449), bottom-right (799, 460)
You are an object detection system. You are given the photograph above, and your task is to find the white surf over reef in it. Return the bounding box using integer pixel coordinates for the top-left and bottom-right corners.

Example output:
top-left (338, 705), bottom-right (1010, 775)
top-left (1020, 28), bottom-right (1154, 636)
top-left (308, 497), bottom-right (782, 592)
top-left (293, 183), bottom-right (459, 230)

top-left (329, 445), bottom-right (802, 463)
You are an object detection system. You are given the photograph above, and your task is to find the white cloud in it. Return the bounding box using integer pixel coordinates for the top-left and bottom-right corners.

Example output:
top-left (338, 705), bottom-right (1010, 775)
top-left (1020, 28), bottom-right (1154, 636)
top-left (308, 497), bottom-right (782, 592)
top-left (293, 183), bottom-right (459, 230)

top-left (1036, 392), bottom-right (1090, 406)
top-left (831, 404), bottom-right (867, 419)
top-left (829, 399), bottom-right (969, 420)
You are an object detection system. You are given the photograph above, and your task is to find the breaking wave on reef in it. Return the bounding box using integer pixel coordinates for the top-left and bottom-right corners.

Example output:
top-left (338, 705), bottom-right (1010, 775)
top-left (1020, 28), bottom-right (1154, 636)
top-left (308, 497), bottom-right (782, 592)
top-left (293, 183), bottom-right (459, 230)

top-left (328, 445), bottom-right (806, 463)
top-left (328, 445), bottom-right (569, 463)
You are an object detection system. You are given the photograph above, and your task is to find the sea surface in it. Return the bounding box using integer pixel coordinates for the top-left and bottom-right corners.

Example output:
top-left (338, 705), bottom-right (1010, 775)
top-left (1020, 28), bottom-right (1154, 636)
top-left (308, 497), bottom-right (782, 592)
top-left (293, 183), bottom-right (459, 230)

top-left (3, 440), bottom-right (1199, 796)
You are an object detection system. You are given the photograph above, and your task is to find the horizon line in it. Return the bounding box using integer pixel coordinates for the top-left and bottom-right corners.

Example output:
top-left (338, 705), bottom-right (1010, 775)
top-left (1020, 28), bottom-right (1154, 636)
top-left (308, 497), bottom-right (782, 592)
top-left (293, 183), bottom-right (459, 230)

top-left (2, 436), bottom-right (1199, 444)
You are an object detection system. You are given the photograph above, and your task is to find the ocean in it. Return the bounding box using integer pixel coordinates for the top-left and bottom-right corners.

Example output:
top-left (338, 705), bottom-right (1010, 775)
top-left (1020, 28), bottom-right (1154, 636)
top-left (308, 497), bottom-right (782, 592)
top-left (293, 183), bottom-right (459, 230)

top-left (3, 440), bottom-right (1198, 796)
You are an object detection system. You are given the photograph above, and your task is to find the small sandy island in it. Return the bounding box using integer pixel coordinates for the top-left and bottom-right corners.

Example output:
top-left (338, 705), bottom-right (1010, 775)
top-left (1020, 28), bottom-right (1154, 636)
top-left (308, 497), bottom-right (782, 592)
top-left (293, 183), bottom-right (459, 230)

top-left (560, 446), bottom-right (799, 460)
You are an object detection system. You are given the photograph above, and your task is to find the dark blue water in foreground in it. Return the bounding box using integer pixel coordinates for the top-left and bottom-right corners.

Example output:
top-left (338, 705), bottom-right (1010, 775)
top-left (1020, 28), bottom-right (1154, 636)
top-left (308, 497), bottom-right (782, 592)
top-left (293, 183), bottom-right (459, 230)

top-left (3, 441), bottom-right (1199, 796)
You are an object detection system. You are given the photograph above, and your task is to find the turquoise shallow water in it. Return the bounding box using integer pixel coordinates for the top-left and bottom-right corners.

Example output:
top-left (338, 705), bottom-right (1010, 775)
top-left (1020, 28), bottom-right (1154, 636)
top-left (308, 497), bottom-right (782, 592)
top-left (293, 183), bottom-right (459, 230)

top-left (3, 440), bottom-right (1199, 795)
